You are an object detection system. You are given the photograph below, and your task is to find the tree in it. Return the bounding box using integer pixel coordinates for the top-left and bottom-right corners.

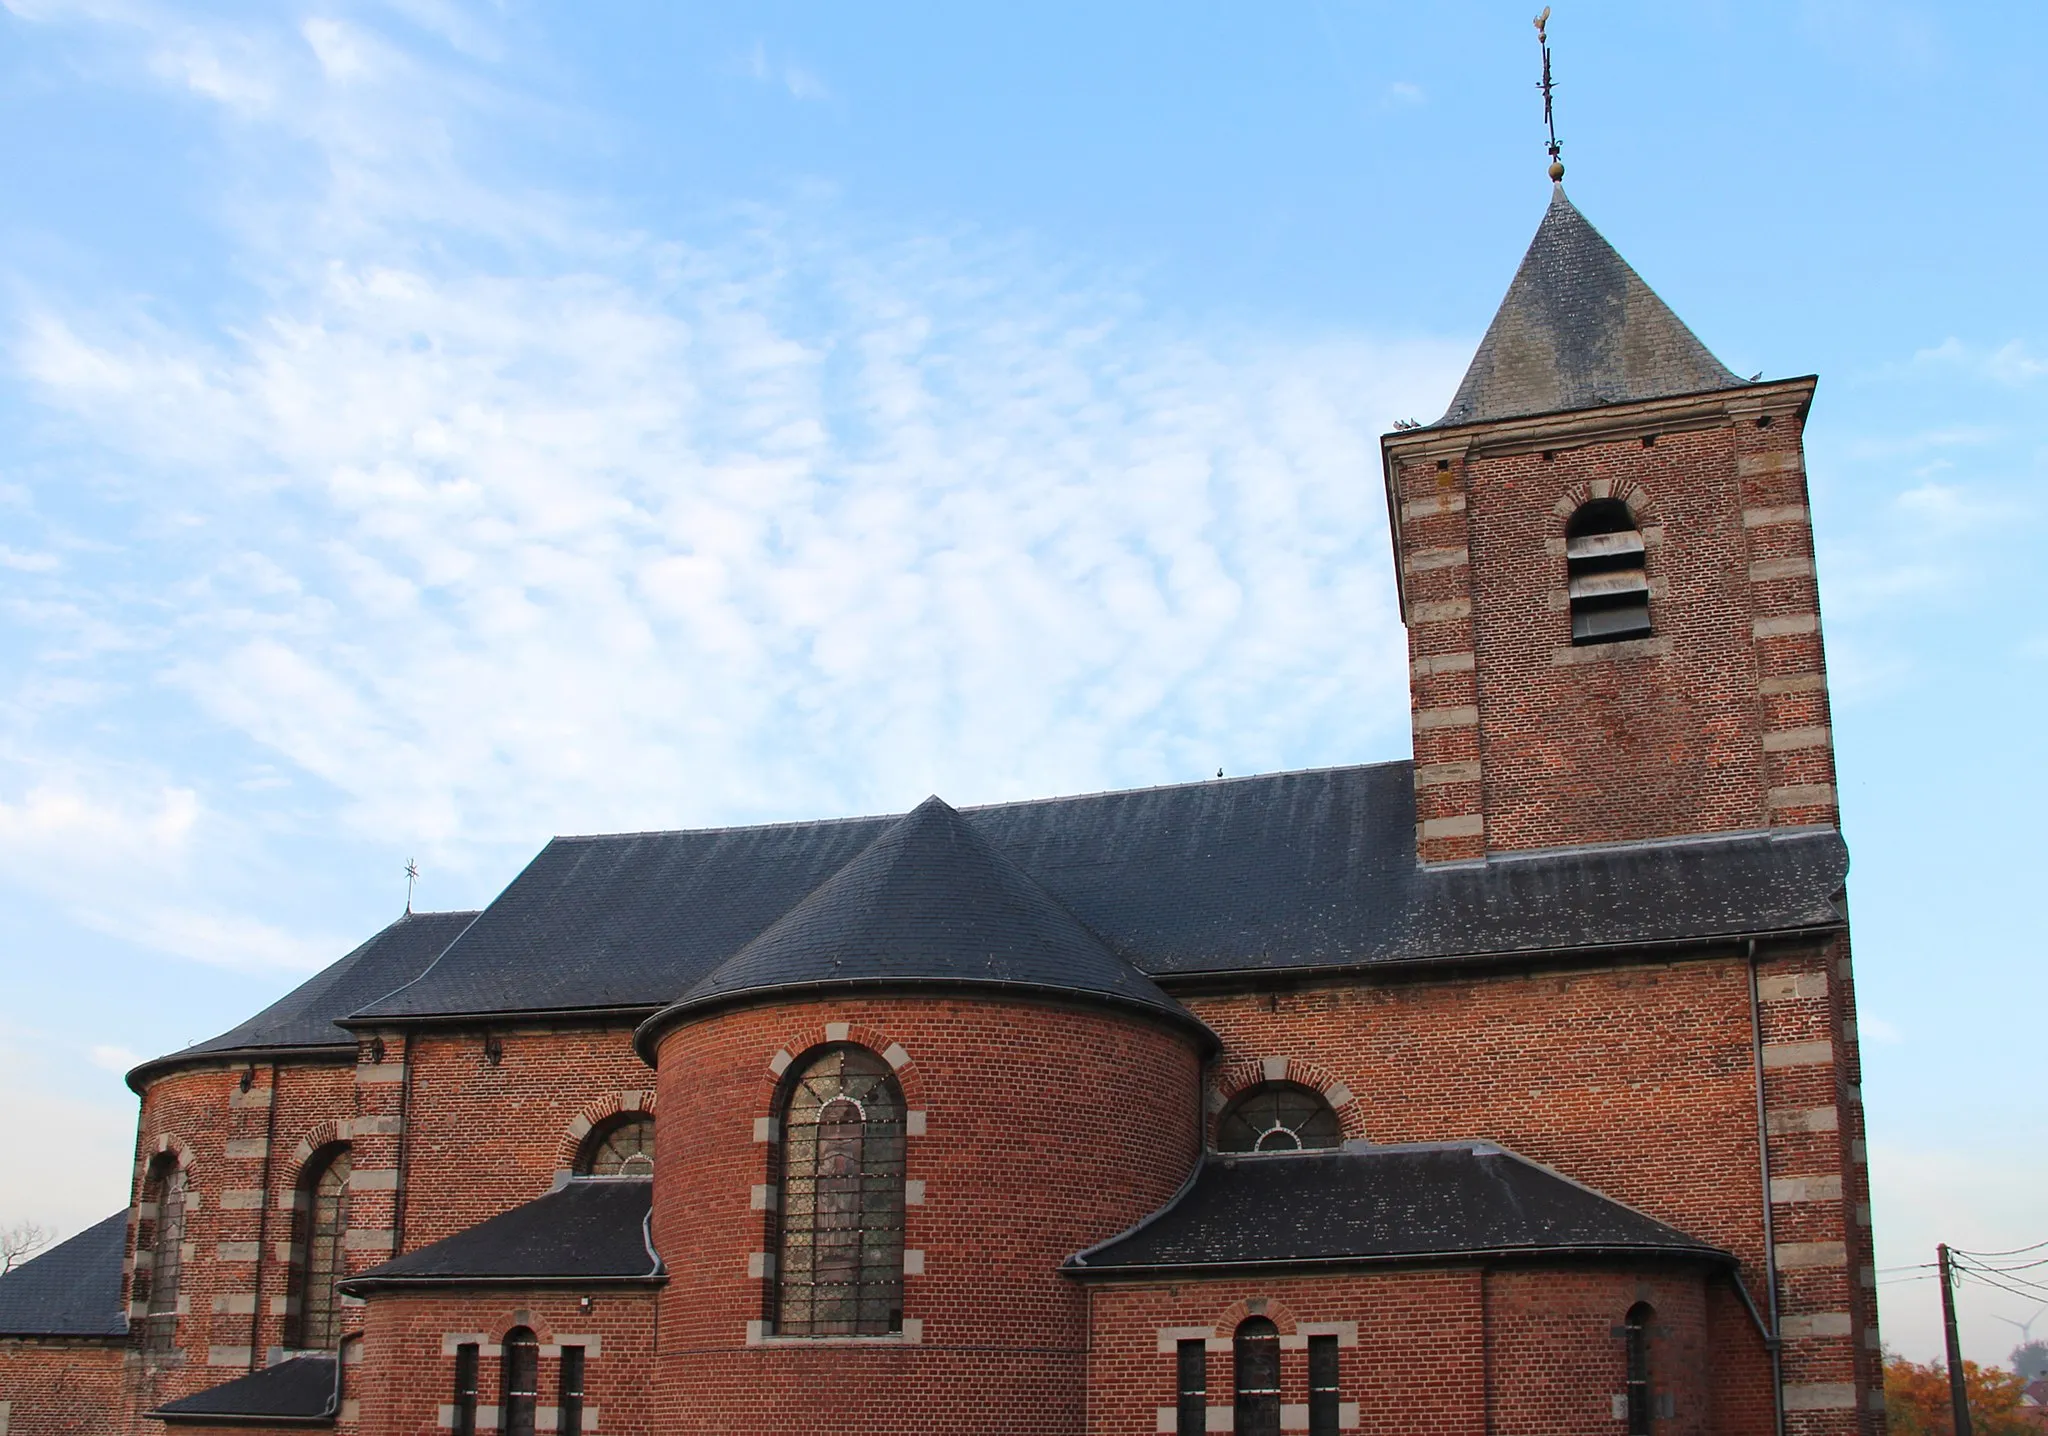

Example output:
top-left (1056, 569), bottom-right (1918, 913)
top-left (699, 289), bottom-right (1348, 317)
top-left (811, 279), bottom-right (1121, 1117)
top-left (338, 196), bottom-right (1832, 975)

top-left (1884, 1351), bottom-right (2035, 1436)
top-left (2013, 1340), bottom-right (2048, 1384)
top-left (0, 1219), bottom-right (55, 1276)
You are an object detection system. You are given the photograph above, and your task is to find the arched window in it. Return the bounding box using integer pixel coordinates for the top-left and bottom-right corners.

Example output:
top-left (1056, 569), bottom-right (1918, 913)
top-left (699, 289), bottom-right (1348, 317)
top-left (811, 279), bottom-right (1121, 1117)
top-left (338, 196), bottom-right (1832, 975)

top-left (1566, 498), bottom-right (1651, 644)
top-left (772, 1044), bottom-right (906, 1336)
top-left (288, 1145), bottom-right (351, 1350)
top-left (1217, 1083), bottom-right (1342, 1153)
top-left (499, 1326), bottom-right (539, 1436)
top-left (577, 1113), bottom-right (654, 1176)
top-left (1623, 1302), bottom-right (1653, 1435)
top-left (1233, 1317), bottom-right (1281, 1436)
top-left (138, 1157), bottom-right (188, 1356)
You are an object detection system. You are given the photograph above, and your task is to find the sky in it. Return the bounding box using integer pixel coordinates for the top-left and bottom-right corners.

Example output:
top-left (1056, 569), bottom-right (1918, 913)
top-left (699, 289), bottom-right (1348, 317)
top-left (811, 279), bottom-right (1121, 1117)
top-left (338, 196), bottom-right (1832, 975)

top-left (1, 0), bottom-right (2043, 1368)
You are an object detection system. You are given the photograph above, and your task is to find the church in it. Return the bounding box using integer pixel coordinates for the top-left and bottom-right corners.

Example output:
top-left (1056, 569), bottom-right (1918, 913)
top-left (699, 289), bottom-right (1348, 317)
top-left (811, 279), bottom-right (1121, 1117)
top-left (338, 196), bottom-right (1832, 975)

top-left (0, 176), bottom-right (1880, 1435)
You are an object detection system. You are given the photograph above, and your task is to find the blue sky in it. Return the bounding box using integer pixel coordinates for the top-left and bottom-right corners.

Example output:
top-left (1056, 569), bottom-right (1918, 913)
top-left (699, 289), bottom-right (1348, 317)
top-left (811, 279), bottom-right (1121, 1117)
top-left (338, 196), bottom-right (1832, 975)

top-left (1, 0), bottom-right (2042, 1366)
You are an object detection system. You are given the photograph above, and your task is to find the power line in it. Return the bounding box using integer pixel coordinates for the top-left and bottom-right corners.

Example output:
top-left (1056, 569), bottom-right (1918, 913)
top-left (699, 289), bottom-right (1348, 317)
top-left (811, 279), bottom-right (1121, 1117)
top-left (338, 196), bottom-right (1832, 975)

top-left (1953, 1238), bottom-right (2048, 1259)
top-left (1956, 1263), bottom-right (2048, 1305)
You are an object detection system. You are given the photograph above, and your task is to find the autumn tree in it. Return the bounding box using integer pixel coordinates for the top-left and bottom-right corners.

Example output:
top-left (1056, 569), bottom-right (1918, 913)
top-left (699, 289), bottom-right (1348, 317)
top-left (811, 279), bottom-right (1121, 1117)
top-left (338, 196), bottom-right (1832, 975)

top-left (1884, 1351), bottom-right (2034, 1436)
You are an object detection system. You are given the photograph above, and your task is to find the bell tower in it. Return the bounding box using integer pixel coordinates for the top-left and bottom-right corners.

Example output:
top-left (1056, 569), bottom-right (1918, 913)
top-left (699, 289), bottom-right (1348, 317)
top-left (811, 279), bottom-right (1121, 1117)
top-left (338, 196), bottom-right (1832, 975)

top-left (1382, 187), bottom-right (1837, 865)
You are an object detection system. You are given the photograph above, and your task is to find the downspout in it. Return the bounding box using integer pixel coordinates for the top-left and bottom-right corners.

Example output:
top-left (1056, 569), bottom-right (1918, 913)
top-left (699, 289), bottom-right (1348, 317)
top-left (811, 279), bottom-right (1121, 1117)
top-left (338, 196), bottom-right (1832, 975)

top-left (248, 1060), bottom-right (280, 1371)
top-left (392, 1031), bottom-right (415, 1256)
top-left (1748, 938), bottom-right (1786, 1436)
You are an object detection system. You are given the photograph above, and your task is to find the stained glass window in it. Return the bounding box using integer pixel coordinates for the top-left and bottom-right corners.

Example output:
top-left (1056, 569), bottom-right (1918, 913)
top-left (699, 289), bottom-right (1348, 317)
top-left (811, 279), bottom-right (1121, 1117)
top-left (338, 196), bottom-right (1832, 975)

top-left (772, 1045), bottom-right (906, 1336)
top-left (579, 1114), bottom-right (655, 1177)
top-left (290, 1146), bottom-right (351, 1350)
top-left (1216, 1083), bottom-right (1342, 1153)
top-left (140, 1160), bottom-right (187, 1356)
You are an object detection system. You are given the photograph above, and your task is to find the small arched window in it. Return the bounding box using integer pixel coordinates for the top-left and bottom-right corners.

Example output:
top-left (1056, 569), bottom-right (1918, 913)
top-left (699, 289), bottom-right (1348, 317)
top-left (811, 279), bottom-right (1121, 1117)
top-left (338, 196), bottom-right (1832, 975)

top-left (138, 1157), bottom-right (188, 1356)
top-left (1217, 1083), bottom-right (1342, 1153)
top-left (577, 1113), bottom-right (655, 1177)
top-left (500, 1326), bottom-right (539, 1436)
top-left (1623, 1302), bottom-right (1654, 1435)
top-left (1233, 1316), bottom-right (1282, 1436)
top-left (772, 1044), bottom-right (906, 1336)
top-left (288, 1145), bottom-right (351, 1350)
top-left (1566, 499), bottom-right (1652, 645)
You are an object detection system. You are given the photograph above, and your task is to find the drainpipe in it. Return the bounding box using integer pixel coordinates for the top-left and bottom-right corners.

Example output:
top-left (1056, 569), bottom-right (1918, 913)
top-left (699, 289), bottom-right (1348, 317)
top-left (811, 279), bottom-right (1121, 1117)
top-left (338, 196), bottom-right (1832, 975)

top-left (1748, 939), bottom-right (1787, 1436)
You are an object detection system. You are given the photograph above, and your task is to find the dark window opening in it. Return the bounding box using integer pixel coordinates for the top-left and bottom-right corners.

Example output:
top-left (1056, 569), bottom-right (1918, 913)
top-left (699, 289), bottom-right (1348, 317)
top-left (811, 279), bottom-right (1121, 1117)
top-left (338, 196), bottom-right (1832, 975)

top-left (500, 1327), bottom-right (539, 1436)
top-left (451, 1343), bottom-right (479, 1436)
top-left (577, 1113), bottom-right (655, 1177)
top-left (288, 1145), bottom-right (351, 1350)
top-left (558, 1345), bottom-right (586, 1436)
top-left (1176, 1338), bottom-right (1207, 1436)
top-left (1234, 1317), bottom-right (1281, 1436)
top-left (1567, 499), bottom-right (1651, 645)
top-left (139, 1159), bottom-right (187, 1357)
top-left (1308, 1334), bottom-right (1340, 1436)
top-left (1216, 1083), bottom-right (1342, 1153)
top-left (1624, 1302), bottom-right (1653, 1435)
top-left (772, 1044), bottom-right (907, 1336)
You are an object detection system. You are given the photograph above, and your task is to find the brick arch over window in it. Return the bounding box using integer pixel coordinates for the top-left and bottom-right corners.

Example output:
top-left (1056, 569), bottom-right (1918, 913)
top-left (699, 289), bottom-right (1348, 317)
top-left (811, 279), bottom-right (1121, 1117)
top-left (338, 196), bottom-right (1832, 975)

top-left (1210, 1296), bottom-right (1300, 1339)
top-left (554, 1092), bottom-right (658, 1173)
top-left (754, 1022), bottom-right (928, 1112)
top-left (289, 1119), bottom-right (350, 1173)
top-left (1209, 1057), bottom-right (1366, 1143)
top-left (141, 1131), bottom-right (198, 1185)
top-left (1549, 475), bottom-right (1659, 529)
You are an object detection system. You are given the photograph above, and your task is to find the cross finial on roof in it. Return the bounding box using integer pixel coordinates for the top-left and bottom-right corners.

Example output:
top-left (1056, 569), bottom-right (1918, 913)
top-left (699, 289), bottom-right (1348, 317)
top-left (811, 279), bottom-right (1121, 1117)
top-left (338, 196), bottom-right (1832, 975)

top-left (1534, 8), bottom-right (1564, 183)
top-left (405, 858), bottom-right (419, 914)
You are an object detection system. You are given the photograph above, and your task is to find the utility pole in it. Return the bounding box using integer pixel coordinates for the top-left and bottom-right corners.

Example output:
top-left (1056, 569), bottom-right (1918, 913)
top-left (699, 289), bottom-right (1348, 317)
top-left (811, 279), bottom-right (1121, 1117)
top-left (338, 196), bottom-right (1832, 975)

top-left (1939, 1243), bottom-right (1974, 1436)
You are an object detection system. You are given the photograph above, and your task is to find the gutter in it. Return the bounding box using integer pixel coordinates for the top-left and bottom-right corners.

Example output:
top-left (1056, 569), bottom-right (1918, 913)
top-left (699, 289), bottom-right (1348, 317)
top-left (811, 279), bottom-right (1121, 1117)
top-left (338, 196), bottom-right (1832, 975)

top-left (1063, 1241), bottom-right (1737, 1281)
top-left (336, 1273), bottom-right (667, 1297)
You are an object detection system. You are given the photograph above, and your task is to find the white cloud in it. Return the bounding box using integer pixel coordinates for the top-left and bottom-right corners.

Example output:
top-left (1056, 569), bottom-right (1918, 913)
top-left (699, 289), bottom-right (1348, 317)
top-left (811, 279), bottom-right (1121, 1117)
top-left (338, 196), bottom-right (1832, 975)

top-left (1859, 1014), bottom-right (1903, 1044)
top-left (1382, 80), bottom-right (1425, 107)
top-left (1913, 335), bottom-right (2048, 385)
top-left (88, 1044), bottom-right (141, 1073)
top-left (740, 40), bottom-right (830, 102)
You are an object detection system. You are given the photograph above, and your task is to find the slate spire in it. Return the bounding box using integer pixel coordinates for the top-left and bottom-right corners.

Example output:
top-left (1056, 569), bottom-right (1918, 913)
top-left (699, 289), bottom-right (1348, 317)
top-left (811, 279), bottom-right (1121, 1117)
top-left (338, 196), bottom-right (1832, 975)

top-left (641, 795), bottom-right (1207, 1046)
top-left (1437, 187), bottom-right (1743, 427)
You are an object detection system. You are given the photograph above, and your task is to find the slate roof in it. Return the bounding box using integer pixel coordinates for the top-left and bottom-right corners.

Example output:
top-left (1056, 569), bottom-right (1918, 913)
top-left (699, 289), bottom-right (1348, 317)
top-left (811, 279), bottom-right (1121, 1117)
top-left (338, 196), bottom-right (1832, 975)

top-left (149, 1355), bottom-right (338, 1426)
top-left (0, 1210), bottom-right (129, 1337)
top-left (1437, 187), bottom-right (1745, 427)
top-left (339, 1178), bottom-right (662, 1292)
top-left (350, 762), bottom-right (1847, 1026)
top-left (639, 796), bottom-right (1206, 1053)
top-left (129, 909), bottom-right (478, 1089)
top-left (1065, 1142), bottom-right (1730, 1276)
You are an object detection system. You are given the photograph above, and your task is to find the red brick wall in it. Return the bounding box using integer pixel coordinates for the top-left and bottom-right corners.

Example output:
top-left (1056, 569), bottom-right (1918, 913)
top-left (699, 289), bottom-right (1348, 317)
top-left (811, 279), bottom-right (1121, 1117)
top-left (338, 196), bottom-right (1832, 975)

top-left (0, 1341), bottom-right (130, 1435)
top-left (649, 993), bottom-right (1203, 1434)
top-left (352, 1292), bottom-right (659, 1436)
top-left (1084, 1267), bottom-right (1723, 1436)
top-left (381, 1023), bottom-right (654, 1250)
top-left (1183, 937), bottom-right (1877, 1433)
top-left (1387, 383), bottom-right (1838, 863)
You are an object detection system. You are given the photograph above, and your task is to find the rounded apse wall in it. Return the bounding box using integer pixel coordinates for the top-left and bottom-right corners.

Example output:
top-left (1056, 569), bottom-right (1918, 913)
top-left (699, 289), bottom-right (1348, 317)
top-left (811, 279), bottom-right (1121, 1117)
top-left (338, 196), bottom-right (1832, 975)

top-left (648, 991), bottom-right (1204, 1436)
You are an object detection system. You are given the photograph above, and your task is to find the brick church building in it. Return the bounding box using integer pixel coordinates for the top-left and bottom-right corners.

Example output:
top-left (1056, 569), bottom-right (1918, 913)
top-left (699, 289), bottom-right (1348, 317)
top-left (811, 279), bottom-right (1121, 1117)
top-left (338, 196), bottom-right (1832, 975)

top-left (0, 182), bottom-right (1881, 1435)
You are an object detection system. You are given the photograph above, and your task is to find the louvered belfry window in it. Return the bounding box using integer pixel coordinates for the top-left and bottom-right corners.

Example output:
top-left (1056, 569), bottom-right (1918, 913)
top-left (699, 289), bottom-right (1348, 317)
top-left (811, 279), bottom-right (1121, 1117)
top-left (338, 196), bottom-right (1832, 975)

top-left (1623, 1303), bottom-right (1654, 1435)
top-left (289, 1145), bottom-right (351, 1350)
top-left (500, 1327), bottom-right (539, 1436)
top-left (772, 1044), bottom-right (907, 1336)
top-left (1566, 498), bottom-right (1652, 644)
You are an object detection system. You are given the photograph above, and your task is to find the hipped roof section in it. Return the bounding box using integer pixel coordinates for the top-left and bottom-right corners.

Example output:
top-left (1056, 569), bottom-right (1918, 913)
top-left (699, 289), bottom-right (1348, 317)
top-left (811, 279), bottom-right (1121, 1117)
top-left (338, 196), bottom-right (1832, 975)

top-left (1437, 187), bottom-right (1745, 428)
top-left (635, 795), bottom-right (1208, 1057)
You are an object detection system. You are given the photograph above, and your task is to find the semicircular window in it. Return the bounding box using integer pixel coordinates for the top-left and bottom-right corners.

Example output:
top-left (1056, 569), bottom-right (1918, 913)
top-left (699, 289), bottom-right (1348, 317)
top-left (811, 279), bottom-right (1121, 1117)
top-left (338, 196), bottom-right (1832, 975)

top-left (1217, 1082), bottom-right (1342, 1153)
top-left (579, 1113), bottom-right (655, 1176)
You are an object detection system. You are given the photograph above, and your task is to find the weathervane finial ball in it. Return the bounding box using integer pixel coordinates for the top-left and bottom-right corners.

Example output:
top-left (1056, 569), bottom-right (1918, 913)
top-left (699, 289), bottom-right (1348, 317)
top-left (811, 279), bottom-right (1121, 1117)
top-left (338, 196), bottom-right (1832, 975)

top-left (1548, 160), bottom-right (1566, 182)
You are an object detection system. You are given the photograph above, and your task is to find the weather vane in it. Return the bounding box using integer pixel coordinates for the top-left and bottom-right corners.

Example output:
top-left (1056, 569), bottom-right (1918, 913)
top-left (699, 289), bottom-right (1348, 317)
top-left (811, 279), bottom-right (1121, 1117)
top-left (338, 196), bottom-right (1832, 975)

top-left (405, 858), bottom-right (419, 914)
top-left (1534, 8), bottom-right (1564, 182)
